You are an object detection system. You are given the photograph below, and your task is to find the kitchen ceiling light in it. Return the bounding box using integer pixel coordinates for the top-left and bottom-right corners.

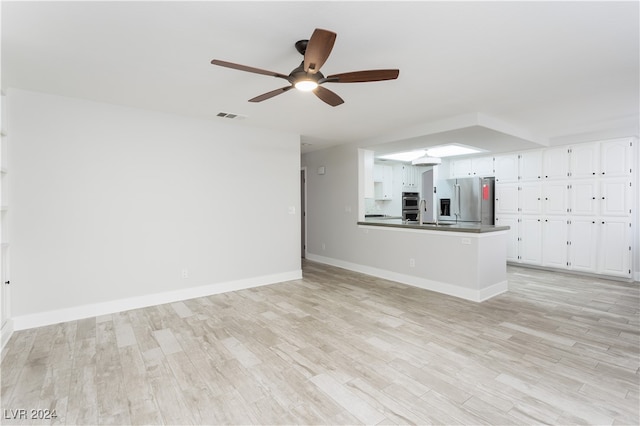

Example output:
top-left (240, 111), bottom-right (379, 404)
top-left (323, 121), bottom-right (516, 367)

top-left (294, 80), bottom-right (319, 91)
top-left (425, 144), bottom-right (483, 157)
top-left (377, 150), bottom-right (426, 162)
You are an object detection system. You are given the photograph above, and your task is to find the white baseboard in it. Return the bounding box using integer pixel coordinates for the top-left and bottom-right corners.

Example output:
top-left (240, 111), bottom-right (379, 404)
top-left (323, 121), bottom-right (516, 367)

top-left (306, 254), bottom-right (507, 302)
top-left (1, 319), bottom-right (14, 352)
top-left (11, 270), bottom-right (302, 332)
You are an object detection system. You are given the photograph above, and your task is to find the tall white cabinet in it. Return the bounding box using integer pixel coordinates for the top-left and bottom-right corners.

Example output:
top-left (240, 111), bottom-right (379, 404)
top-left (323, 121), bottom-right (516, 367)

top-left (1, 91), bottom-right (10, 346)
top-left (495, 138), bottom-right (634, 279)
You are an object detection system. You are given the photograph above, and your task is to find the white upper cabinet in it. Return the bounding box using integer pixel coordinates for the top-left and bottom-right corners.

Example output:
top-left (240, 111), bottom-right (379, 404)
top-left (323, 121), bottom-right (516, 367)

top-left (569, 142), bottom-right (599, 178)
top-left (600, 179), bottom-right (631, 216)
top-left (401, 165), bottom-right (420, 188)
top-left (542, 147), bottom-right (569, 180)
top-left (570, 180), bottom-right (598, 215)
top-left (471, 156), bottom-right (494, 177)
top-left (373, 164), bottom-right (393, 200)
top-left (520, 183), bottom-right (542, 215)
top-left (495, 183), bottom-right (519, 214)
top-left (450, 158), bottom-right (469, 178)
top-left (600, 138), bottom-right (632, 177)
top-left (519, 151), bottom-right (543, 181)
top-left (450, 158), bottom-right (472, 178)
top-left (542, 181), bottom-right (568, 215)
top-left (494, 154), bottom-right (519, 183)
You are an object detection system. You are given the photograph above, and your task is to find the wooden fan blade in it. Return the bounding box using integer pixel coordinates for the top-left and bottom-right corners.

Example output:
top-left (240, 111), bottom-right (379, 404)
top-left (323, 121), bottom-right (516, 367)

top-left (304, 29), bottom-right (336, 74)
top-left (211, 59), bottom-right (289, 80)
top-left (248, 86), bottom-right (293, 103)
top-left (313, 86), bottom-right (344, 107)
top-left (325, 69), bottom-right (400, 83)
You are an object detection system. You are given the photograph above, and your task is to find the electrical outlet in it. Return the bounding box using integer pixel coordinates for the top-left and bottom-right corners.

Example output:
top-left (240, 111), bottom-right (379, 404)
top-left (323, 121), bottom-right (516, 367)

top-left (181, 269), bottom-right (189, 279)
top-left (409, 258), bottom-right (415, 267)
top-left (461, 238), bottom-right (471, 245)
top-left (321, 243), bottom-right (326, 251)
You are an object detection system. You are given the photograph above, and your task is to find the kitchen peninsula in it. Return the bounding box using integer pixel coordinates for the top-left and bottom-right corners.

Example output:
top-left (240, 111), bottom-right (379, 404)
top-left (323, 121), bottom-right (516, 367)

top-left (357, 218), bottom-right (510, 302)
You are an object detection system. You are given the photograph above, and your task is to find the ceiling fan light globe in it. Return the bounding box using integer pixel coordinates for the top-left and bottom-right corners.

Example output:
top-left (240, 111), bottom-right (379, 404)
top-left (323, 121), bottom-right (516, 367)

top-left (295, 80), bottom-right (319, 92)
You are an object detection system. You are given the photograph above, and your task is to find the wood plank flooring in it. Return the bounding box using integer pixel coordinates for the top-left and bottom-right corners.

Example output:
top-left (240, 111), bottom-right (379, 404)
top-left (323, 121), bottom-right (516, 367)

top-left (1, 261), bottom-right (638, 425)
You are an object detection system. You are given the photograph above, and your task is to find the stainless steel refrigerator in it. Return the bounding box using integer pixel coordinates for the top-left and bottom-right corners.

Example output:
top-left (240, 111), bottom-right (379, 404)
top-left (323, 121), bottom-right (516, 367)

top-left (431, 176), bottom-right (495, 225)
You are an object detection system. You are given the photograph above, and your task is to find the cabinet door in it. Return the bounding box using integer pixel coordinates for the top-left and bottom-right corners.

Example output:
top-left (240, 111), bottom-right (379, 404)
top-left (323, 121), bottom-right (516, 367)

top-left (520, 216), bottom-right (542, 265)
top-left (451, 158), bottom-right (472, 178)
top-left (495, 215), bottom-right (520, 262)
top-left (495, 183), bottom-right (519, 214)
top-left (494, 155), bottom-right (519, 183)
top-left (520, 182), bottom-right (542, 215)
top-left (0, 245), bottom-right (8, 329)
top-left (598, 219), bottom-right (631, 277)
top-left (569, 218), bottom-right (598, 273)
top-left (519, 151), bottom-right (542, 181)
top-left (373, 164), bottom-right (384, 182)
top-left (402, 165), bottom-right (418, 188)
top-left (570, 180), bottom-right (598, 215)
top-left (600, 179), bottom-right (630, 216)
top-left (600, 139), bottom-right (632, 177)
top-left (542, 182), bottom-right (568, 215)
top-left (542, 217), bottom-right (568, 268)
top-left (569, 143), bottom-right (599, 178)
top-left (471, 156), bottom-right (494, 177)
top-left (542, 147), bottom-right (569, 180)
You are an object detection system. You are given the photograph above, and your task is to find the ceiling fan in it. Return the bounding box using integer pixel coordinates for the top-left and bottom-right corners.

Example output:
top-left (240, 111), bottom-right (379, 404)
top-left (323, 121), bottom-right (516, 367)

top-left (211, 28), bottom-right (399, 107)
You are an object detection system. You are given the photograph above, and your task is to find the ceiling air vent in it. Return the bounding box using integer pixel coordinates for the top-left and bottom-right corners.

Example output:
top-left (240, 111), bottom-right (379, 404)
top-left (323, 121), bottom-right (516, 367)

top-left (216, 112), bottom-right (246, 120)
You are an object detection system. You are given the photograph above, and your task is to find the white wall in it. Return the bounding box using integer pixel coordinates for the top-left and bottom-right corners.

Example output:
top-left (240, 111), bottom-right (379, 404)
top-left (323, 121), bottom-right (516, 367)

top-left (8, 89), bottom-right (301, 323)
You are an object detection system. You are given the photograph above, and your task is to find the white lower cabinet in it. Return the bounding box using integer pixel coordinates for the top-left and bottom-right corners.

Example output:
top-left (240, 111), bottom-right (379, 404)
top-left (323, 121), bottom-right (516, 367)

top-left (495, 215), bottom-right (520, 262)
top-left (568, 218), bottom-right (599, 273)
top-left (542, 217), bottom-right (568, 268)
top-left (520, 216), bottom-right (542, 265)
top-left (598, 219), bottom-right (632, 277)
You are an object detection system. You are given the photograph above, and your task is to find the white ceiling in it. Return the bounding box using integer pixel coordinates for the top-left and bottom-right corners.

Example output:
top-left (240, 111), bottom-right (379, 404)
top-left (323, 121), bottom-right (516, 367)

top-left (2, 1), bottom-right (638, 156)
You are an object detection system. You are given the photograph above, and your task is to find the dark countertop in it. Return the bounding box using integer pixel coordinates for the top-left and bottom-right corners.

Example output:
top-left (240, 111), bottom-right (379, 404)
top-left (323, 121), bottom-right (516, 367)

top-left (357, 218), bottom-right (510, 233)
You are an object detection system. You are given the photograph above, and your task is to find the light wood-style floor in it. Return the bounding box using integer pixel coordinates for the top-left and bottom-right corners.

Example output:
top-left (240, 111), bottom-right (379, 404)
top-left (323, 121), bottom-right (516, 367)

top-left (2, 261), bottom-right (639, 425)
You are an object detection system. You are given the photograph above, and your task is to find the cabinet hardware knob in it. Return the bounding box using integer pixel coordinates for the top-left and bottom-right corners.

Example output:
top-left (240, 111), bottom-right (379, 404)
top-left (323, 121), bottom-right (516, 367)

top-left (3, 281), bottom-right (8, 285)
top-left (602, 197), bottom-right (605, 200)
